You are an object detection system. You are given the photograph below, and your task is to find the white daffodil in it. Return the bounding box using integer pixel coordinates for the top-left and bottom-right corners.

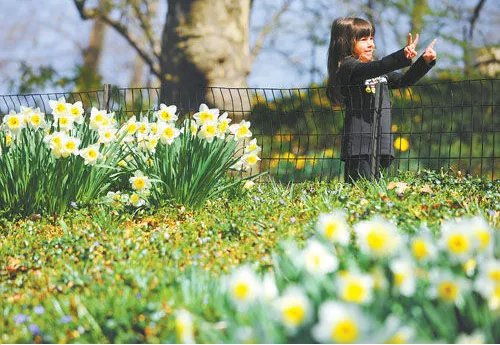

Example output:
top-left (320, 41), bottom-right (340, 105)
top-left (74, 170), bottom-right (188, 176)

top-left (378, 316), bottom-right (415, 344)
top-left (316, 210), bottom-right (350, 246)
top-left (227, 265), bottom-right (261, 308)
top-left (409, 229), bottom-right (437, 262)
top-left (158, 122), bottom-right (180, 145)
top-left (193, 103), bottom-right (219, 125)
top-left (90, 107), bottom-right (110, 130)
top-left (456, 330), bottom-right (485, 344)
top-left (337, 270), bottom-right (374, 304)
top-left (312, 301), bottom-right (369, 344)
top-left (129, 193), bottom-right (146, 207)
top-left (48, 97), bottom-right (69, 116)
top-left (474, 259), bottom-right (500, 310)
top-left (54, 113), bottom-right (75, 131)
top-left (60, 135), bottom-right (81, 158)
top-left (244, 138), bottom-right (261, 154)
top-left (275, 286), bottom-right (311, 332)
top-left (79, 145), bottom-right (101, 165)
top-left (390, 257), bottom-right (417, 296)
top-left (129, 171), bottom-right (151, 192)
top-left (44, 131), bottom-right (66, 151)
top-left (175, 309), bottom-right (195, 344)
top-left (439, 218), bottom-right (477, 262)
top-left (243, 180), bottom-right (255, 190)
top-left (69, 101), bottom-right (84, 124)
top-left (242, 151), bottom-right (261, 167)
top-left (466, 215), bottom-right (493, 255)
top-left (355, 216), bottom-right (402, 258)
top-left (98, 127), bottom-right (117, 144)
top-left (229, 120), bottom-right (252, 141)
top-left (428, 269), bottom-right (470, 305)
top-left (155, 104), bottom-right (178, 123)
top-left (197, 121), bottom-right (218, 143)
top-left (216, 112), bottom-right (232, 139)
top-left (370, 266), bottom-right (388, 291)
top-left (262, 272), bottom-right (278, 301)
top-left (3, 131), bottom-right (13, 147)
top-left (122, 116), bottom-right (139, 136)
top-left (26, 108), bottom-right (46, 130)
top-left (302, 239), bottom-right (338, 276)
top-left (3, 111), bottom-right (25, 134)
top-left (136, 117), bottom-right (150, 136)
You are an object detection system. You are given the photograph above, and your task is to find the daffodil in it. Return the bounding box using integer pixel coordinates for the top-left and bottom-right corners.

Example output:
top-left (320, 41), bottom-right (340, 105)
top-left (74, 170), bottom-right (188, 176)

top-left (129, 171), bottom-right (151, 192)
top-left (90, 108), bottom-right (111, 130)
top-left (389, 257), bottom-right (417, 296)
top-left (227, 265), bottom-right (261, 308)
top-left (155, 104), bottom-right (178, 123)
top-left (312, 301), bottom-right (368, 343)
top-left (439, 218), bottom-right (477, 262)
top-left (122, 116), bottom-right (139, 136)
top-left (216, 112), bottom-right (232, 139)
top-left (3, 111), bottom-right (25, 134)
top-left (474, 259), bottom-right (500, 310)
top-left (198, 122), bottom-right (218, 143)
top-left (428, 269), bottom-right (469, 305)
top-left (337, 270), bottom-right (374, 304)
top-left (193, 103), bottom-right (219, 125)
top-left (275, 286), bottom-right (311, 332)
top-left (355, 216), bottom-right (402, 258)
top-left (466, 215), bottom-right (493, 254)
top-left (316, 210), bottom-right (350, 245)
top-left (48, 97), bottom-right (69, 116)
top-left (262, 272), bottom-right (278, 301)
top-left (175, 309), bottom-right (195, 344)
top-left (136, 117), bottom-right (150, 136)
top-left (301, 239), bottom-right (338, 276)
top-left (393, 137), bottom-right (410, 152)
top-left (54, 114), bottom-right (75, 131)
top-left (244, 138), bottom-right (261, 154)
top-left (379, 316), bottom-right (415, 344)
top-left (455, 331), bottom-right (486, 344)
top-left (79, 145), bottom-right (101, 165)
top-left (98, 127), bottom-right (117, 144)
top-left (60, 136), bottom-right (81, 158)
top-left (229, 120), bottom-right (252, 141)
top-left (27, 108), bottom-right (46, 130)
top-left (69, 101), bottom-right (84, 124)
top-left (241, 152), bottom-right (261, 169)
top-left (129, 193), bottom-right (146, 207)
top-left (409, 230), bottom-right (437, 262)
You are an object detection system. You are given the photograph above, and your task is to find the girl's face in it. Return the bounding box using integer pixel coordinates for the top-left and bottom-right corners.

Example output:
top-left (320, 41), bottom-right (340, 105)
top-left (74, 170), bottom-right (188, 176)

top-left (353, 36), bottom-right (375, 62)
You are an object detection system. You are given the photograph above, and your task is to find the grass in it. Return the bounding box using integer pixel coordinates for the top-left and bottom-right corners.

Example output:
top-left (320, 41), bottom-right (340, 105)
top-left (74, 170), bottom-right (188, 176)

top-left (0, 169), bottom-right (498, 343)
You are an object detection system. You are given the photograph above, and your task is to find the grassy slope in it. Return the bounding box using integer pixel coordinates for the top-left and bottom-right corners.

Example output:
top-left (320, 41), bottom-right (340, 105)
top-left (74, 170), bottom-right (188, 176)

top-left (0, 169), bottom-right (498, 342)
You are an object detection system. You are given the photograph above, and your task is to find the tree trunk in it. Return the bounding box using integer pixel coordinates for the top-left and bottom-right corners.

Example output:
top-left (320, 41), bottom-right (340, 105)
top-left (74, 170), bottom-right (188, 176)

top-left (77, 0), bottom-right (109, 90)
top-left (160, 0), bottom-right (252, 113)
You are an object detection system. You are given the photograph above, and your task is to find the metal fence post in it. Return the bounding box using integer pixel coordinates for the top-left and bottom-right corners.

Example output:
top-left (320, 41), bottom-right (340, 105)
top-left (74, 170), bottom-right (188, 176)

top-left (103, 83), bottom-right (112, 112)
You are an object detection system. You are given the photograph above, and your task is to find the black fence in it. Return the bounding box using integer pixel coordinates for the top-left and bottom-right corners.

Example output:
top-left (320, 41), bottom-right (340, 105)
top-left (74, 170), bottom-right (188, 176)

top-left (1, 79), bottom-right (498, 181)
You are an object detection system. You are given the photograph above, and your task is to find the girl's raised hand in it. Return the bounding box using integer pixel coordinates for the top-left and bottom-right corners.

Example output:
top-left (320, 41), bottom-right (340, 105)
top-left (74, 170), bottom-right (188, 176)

top-left (423, 38), bottom-right (437, 64)
top-left (404, 33), bottom-right (419, 60)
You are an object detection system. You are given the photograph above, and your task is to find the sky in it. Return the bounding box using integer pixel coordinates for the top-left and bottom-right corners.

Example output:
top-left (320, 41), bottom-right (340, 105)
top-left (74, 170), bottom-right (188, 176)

top-left (0, 0), bottom-right (498, 95)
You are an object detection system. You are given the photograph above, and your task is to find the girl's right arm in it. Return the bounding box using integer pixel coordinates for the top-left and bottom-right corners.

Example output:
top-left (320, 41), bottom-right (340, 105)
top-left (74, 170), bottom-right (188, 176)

top-left (343, 48), bottom-right (412, 83)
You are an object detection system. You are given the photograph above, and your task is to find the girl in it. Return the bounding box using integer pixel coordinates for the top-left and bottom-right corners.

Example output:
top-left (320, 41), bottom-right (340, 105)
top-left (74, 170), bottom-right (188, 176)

top-left (326, 17), bottom-right (437, 183)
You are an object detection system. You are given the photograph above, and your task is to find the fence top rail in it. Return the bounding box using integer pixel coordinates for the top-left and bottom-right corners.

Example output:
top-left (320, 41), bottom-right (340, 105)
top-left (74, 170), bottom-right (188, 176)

top-left (0, 78), bottom-right (497, 97)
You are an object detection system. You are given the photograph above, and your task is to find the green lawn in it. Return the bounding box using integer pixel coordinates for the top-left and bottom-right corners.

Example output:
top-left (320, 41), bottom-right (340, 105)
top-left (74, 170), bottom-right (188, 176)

top-left (1, 169), bottom-right (498, 343)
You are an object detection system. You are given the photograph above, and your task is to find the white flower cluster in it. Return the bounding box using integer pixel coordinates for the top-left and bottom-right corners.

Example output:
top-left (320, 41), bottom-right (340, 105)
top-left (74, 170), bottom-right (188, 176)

top-left (216, 211), bottom-right (497, 343)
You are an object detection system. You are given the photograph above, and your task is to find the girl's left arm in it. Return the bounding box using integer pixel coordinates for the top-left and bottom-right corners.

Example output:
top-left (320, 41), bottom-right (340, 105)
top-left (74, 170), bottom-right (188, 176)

top-left (387, 39), bottom-right (437, 89)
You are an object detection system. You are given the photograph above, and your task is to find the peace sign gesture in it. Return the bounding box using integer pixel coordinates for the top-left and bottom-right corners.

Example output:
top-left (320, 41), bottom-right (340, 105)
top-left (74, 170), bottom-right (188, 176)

top-left (423, 38), bottom-right (437, 64)
top-left (404, 33), bottom-right (419, 60)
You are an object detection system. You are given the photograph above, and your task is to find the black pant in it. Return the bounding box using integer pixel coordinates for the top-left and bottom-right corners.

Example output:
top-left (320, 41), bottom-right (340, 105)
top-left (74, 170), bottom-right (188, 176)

top-left (343, 155), bottom-right (393, 183)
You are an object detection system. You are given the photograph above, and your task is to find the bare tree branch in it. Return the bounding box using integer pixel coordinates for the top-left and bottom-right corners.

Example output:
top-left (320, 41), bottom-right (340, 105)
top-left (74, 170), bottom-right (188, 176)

top-left (73, 0), bottom-right (161, 78)
top-left (469, 0), bottom-right (487, 40)
top-left (129, 0), bottom-right (161, 60)
top-left (250, 0), bottom-right (294, 64)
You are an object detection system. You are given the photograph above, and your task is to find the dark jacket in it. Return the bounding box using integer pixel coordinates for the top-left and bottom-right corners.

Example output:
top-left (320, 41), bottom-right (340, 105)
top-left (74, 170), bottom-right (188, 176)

top-left (338, 48), bottom-right (435, 160)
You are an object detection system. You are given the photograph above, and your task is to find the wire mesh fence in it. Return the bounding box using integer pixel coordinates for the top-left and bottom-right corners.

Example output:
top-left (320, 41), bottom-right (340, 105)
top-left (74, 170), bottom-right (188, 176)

top-left (1, 79), bottom-right (498, 181)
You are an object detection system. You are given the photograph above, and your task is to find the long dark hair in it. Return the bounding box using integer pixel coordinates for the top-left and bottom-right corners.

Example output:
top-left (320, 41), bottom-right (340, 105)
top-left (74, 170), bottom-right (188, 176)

top-left (326, 17), bottom-right (375, 104)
